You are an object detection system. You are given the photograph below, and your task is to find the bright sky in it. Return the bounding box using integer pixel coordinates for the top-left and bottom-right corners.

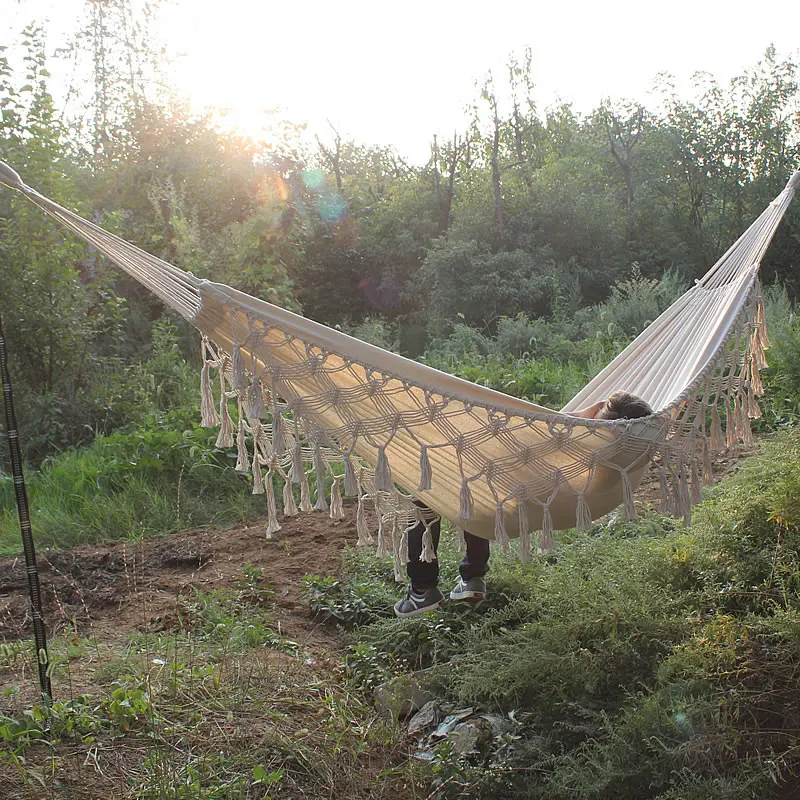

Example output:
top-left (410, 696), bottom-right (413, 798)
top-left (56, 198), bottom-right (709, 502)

top-left (5, 0), bottom-right (800, 164)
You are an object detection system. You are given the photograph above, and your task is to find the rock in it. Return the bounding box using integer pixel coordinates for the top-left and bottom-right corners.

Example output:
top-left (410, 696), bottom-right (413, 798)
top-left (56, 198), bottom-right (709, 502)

top-left (479, 713), bottom-right (511, 736)
top-left (407, 700), bottom-right (441, 736)
top-left (430, 707), bottom-right (474, 738)
top-left (373, 669), bottom-right (436, 719)
top-left (448, 717), bottom-right (494, 754)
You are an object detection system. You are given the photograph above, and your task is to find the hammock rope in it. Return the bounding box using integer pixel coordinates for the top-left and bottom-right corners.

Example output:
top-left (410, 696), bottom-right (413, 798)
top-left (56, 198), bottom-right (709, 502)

top-left (1, 161), bottom-right (798, 573)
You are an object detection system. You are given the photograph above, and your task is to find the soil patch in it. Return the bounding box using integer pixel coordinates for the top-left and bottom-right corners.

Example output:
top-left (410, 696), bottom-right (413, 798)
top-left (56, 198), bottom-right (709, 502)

top-left (0, 503), bottom-right (362, 650)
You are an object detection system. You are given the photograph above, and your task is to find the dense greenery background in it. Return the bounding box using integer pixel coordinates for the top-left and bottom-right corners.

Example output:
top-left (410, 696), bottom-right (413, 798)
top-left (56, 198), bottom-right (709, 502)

top-left (1, 12), bottom-right (799, 462)
top-left (2, 5), bottom-right (800, 799)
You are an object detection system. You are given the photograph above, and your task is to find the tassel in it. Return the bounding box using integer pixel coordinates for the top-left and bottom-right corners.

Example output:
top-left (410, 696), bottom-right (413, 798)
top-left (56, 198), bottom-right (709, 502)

top-left (391, 518), bottom-right (403, 581)
top-left (518, 500), bottom-right (529, 544)
top-left (313, 442), bottom-right (328, 512)
top-left (265, 470), bottom-right (282, 538)
top-left (215, 387), bottom-right (234, 448)
top-left (343, 455), bottom-right (359, 496)
top-left (246, 379), bottom-right (265, 421)
top-left (356, 498), bottom-right (372, 546)
top-left (750, 360), bottom-right (764, 395)
top-left (459, 479), bottom-right (474, 522)
top-left (575, 492), bottom-right (592, 531)
top-left (621, 470), bottom-right (636, 521)
top-left (373, 445), bottom-right (394, 492)
top-left (399, 526), bottom-right (409, 565)
top-left (741, 413), bottom-right (755, 447)
top-left (418, 446), bottom-right (432, 491)
top-left (710, 404), bottom-right (724, 451)
top-left (519, 529), bottom-right (531, 563)
top-left (235, 416), bottom-right (249, 472)
top-left (291, 441), bottom-right (304, 484)
top-left (677, 469), bottom-right (692, 526)
top-left (282, 475), bottom-right (298, 516)
top-left (421, 522), bottom-right (437, 562)
top-left (252, 453), bottom-right (264, 495)
top-left (231, 343), bottom-right (246, 392)
top-left (271, 396), bottom-right (285, 456)
top-left (200, 360), bottom-right (218, 427)
top-left (658, 464), bottom-right (672, 514)
top-left (702, 438), bottom-right (713, 484)
top-left (726, 400), bottom-right (737, 449)
top-left (494, 503), bottom-right (510, 552)
top-left (329, 478), bottom-right (345, 521)
top-left (457, 526), bottom-right (467, 554)
top-left (539, 505), bottom-right (555, 552)
top-left (690, 459), bottom-right (702, 505)
top-left (375, 519), bottom-right (388, 558)
top-left (748, 386), bottom-right (762, 419)
top-left (299, 468), bottom-right (313, 512)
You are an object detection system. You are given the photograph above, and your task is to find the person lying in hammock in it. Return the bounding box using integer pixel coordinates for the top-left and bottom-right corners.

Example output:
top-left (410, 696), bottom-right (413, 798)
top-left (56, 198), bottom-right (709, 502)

top-left (394, 391), bottom-right (654, 618)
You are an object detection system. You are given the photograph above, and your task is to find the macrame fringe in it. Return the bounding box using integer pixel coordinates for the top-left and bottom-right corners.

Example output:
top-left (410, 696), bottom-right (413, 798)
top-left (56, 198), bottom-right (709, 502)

top-left (329, 478), bottom-right (345, 521)
top-left (356, 498), bottom-right (372, 546)
top-left (399, 526), bottom-right (409, 565)
top-left (299, 467), bottom-right (313, 513)
top-left (235, 416), bottom-right (249, 472)
top-left (726, 407), bottom-right (737, 449)
top-left (459, 479), bottom-right (474, 522)
top-left (418, 446), bottom-right (432, 491)
top-left (690, 459), bottom-right (703, 505)
top-left (251, 453), bottom-right (264, 495)
top-left (658, 463), bottom-right (672, 513)
top-left (676, 469), bottom-right (692, 526)
top-left (200, 360), bottom-right (218, 427)
top-left (494, 503), bottom-right (510, 552)
top-left (271, 397), bottom-right (285, 455)
top-left (375, 519), bottom-right (388, 558)
top-left (215, 387), bottom-right (234, 448)
top-left (620, 470), bottom-right (636, 521)
top-left (420, 522), bottom-right (437, 562)
top-left (246, 379), bottom-right (265, 421)
top-left (456, 526), bottom-right (467, 554)
top-left (539, 505), bottom-right (555, 552)
top-left (575, 493), bottom-right (592, 531)
top-left (374, 445), bottom-right (394, 492)
top-left (231, 344), bottom-right (246, 392)
top-left (313, 442), bottom-right (328, 512)
top-left (282, 475), bottom-right (298, 516)
top-left (748, 385), bottom-right (762, 419)
top-left (391, 520), bottom-right (404, 583)
top-left (265, 470), bottom-right (281, 538)
top-left (344, 455), bottom-right (359, 496)
top-left (702, 438), bottom-right (713, 484)
top-left (710, 405), bottom-right (724, 451)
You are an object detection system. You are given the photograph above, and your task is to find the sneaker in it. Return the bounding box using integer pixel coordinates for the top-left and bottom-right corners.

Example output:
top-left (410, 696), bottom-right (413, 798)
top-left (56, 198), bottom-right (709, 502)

top-left (394, 586), bottom-right (446, 618)
top-left (450, 577), bottom-right (486, 602)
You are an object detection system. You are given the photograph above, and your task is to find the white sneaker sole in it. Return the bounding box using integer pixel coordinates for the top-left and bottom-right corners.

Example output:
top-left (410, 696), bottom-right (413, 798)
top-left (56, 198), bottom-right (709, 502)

top-left (449, 590), bottom-right (485, 601)
top-left (394, 598), bottom-right (447, 618)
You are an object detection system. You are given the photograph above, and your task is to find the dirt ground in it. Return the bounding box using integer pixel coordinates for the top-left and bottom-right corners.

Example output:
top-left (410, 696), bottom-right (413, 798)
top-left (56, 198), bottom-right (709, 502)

top-left (0, 504), bottom-right (362, 654)
top-left (0, 447), bottom-right (750, 657)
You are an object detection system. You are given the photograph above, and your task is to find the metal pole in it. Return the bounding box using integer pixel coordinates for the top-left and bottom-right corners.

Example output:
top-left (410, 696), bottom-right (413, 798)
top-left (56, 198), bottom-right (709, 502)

top-left (0, 311), bottom-right (52, 708)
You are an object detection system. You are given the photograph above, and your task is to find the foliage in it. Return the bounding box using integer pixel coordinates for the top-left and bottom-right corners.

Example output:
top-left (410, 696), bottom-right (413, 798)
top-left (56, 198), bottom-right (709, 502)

top-left (0, 410), bottom-right (265, 554)
top-left (312, 431), bottom-right (800, 798)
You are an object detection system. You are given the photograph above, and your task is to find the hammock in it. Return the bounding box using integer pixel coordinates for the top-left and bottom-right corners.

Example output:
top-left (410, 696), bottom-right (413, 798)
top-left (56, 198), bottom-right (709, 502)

top-left (1, 162), bottom-right (798, 574)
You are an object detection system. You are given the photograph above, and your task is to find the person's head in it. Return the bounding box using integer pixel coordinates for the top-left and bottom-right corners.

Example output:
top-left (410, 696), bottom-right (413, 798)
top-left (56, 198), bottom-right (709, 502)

top-left (595, 391), bottom-right (653, 421)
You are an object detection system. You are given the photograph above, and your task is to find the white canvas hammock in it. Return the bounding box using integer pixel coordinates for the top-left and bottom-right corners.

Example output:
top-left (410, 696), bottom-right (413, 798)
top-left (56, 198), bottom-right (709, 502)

top-left (1, 162), bottom-right (798, 575)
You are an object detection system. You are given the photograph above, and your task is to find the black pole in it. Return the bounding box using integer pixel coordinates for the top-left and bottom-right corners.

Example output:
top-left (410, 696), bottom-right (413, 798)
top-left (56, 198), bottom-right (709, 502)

top-left (0, 311), bottom-right (52, 708)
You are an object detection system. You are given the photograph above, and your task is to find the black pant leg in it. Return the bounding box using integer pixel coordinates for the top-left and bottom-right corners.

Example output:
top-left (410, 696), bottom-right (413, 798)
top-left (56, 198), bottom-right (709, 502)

top-left (406, 510), bottom-right (441, 591)
top-left (459, 531), bottom-right (490, 580)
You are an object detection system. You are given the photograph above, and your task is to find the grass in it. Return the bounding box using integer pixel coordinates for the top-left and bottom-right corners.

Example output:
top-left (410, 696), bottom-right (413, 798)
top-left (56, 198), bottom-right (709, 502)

top-left (309, 431), bottom-right (800, 799)
top-left (0, 577), bottom-right (419, 799)
top-left (0, 411), bottom-right (266, 555)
